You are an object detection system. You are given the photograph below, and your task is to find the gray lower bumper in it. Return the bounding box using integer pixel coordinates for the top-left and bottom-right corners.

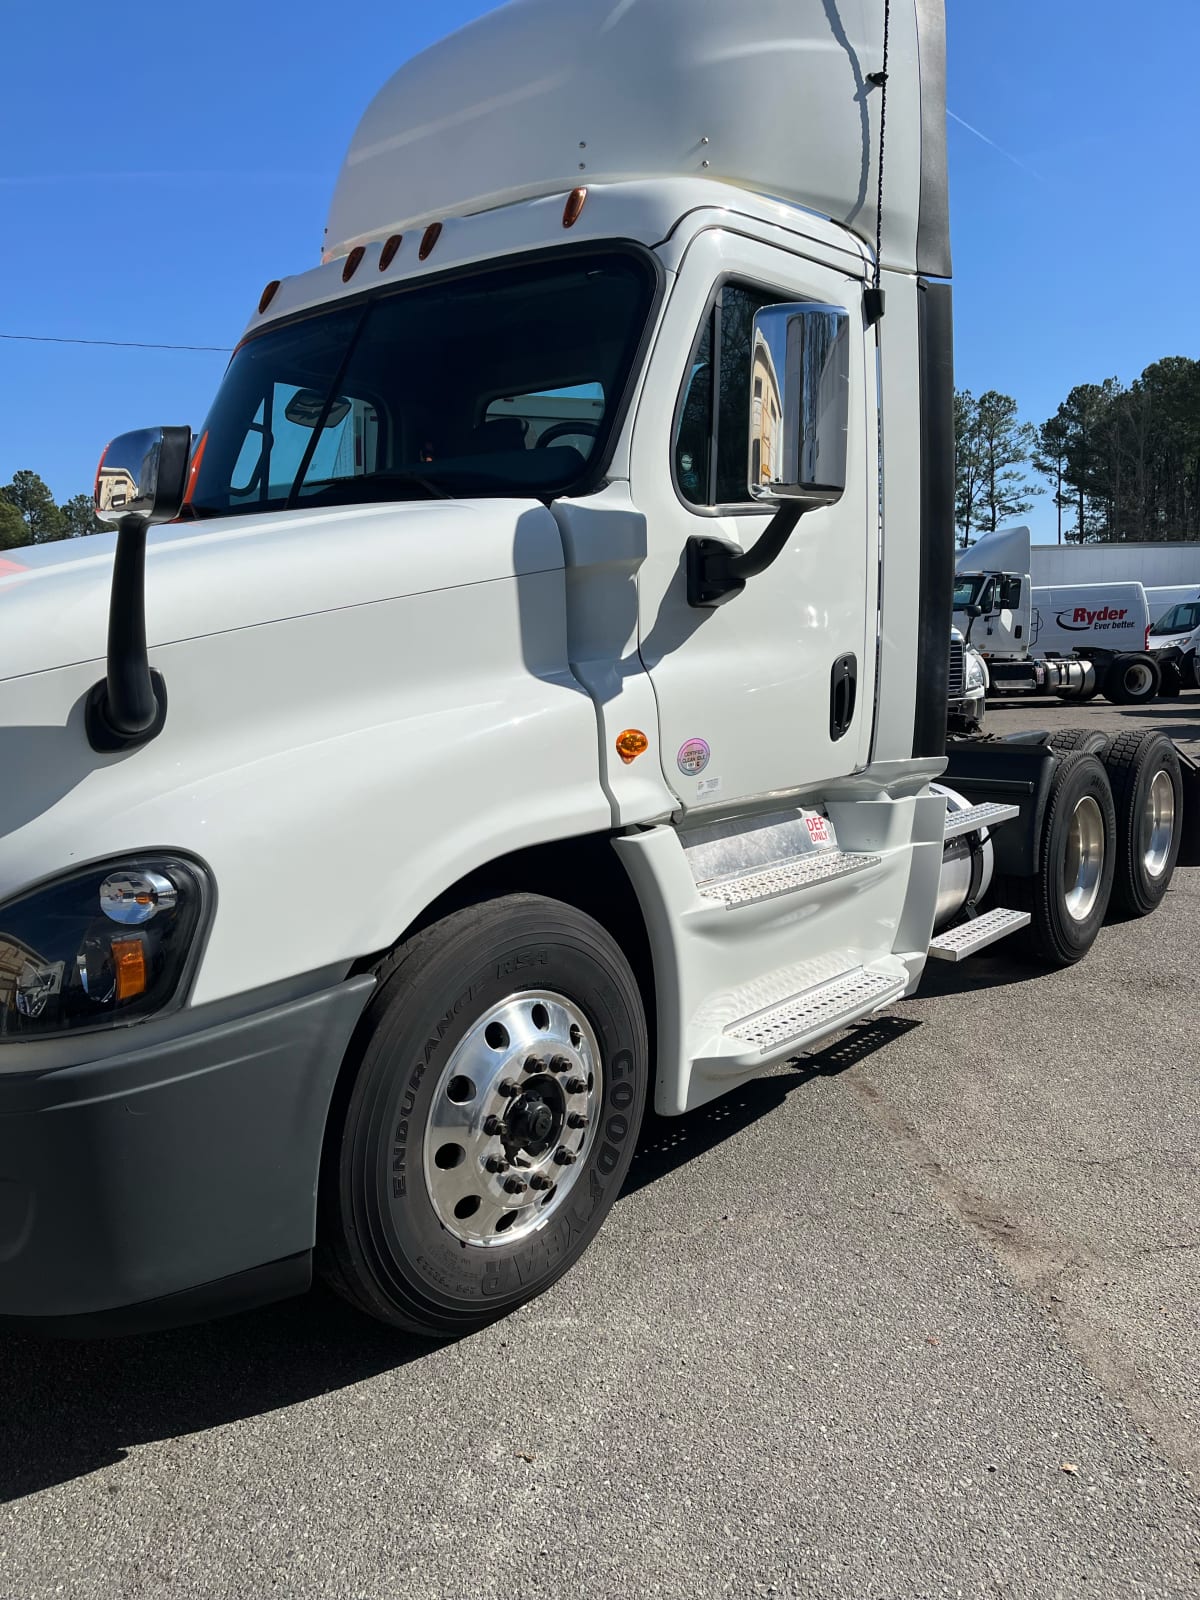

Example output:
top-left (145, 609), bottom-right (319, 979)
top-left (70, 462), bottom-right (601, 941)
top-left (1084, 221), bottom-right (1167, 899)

top-left (0, 972), bottom-right (374, 1328)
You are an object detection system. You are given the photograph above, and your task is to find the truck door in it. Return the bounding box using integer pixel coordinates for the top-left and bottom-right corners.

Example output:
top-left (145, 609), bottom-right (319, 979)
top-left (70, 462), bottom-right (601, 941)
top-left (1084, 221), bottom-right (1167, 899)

top-left (979, 572), bottom-right (1028, 655)
top-left (629, 233), bottom-right (876, 812)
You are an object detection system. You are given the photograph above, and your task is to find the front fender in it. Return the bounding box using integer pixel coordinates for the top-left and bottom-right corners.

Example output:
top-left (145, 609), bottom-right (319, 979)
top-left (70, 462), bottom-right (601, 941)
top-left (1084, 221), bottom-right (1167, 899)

top-left (0, 569), bottom-right (610, 1007)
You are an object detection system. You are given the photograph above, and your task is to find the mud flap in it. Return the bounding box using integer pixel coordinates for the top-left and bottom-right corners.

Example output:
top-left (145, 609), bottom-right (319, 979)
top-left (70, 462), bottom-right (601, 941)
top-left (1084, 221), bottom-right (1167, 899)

top-left (1177, 750), bottom-right (1200, 867)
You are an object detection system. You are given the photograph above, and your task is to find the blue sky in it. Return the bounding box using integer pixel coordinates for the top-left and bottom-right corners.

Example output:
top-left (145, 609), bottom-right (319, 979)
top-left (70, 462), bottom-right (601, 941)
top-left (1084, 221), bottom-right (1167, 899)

top-left (2, 0), bottom-right (1195, 544)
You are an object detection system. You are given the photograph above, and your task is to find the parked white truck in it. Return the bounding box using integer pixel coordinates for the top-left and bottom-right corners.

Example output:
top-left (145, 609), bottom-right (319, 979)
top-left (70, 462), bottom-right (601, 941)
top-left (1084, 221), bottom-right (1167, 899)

top-left (1, 0), bottom-right (1194, 1337)
top-left (954, 525), bottom-right (1164, 704)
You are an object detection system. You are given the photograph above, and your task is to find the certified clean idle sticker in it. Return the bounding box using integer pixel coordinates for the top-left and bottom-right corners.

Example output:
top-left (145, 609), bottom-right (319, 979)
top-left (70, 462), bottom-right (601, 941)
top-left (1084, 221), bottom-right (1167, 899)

top-left (677, 738), bottom-right (711, 776)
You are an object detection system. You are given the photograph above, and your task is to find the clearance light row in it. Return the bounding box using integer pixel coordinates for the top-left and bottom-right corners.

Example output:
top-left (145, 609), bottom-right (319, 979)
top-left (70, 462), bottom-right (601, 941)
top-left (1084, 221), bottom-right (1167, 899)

top-left (256, 187), bottom-right (590, 318)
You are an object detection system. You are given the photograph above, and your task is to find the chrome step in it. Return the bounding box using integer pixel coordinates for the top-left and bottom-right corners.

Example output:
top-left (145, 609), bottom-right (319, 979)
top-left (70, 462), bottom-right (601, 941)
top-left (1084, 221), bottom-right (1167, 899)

top-left (943, 801), bottom-right (1020, 841)
top-left (928, 906), bottom-right (1031, 962)
top-left (699, 849), bottom-right (882, 910)
top-left (724, 966), bottom-right (905, 1053)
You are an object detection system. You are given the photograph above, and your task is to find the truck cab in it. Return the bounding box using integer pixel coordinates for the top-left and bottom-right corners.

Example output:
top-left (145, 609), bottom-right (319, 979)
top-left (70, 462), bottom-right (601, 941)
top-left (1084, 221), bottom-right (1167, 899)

top-left (0, 0), bottom-right (1188, 1339)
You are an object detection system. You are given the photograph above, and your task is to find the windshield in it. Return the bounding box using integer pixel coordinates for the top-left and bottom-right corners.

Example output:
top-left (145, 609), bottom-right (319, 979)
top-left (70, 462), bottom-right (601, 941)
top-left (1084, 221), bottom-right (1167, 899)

top-left (1150, 602), bottom-right (1200, 635)
top-left (183, 249), bottom-right (656, 518)
top-left (952, 575), bottom-right (988, 610)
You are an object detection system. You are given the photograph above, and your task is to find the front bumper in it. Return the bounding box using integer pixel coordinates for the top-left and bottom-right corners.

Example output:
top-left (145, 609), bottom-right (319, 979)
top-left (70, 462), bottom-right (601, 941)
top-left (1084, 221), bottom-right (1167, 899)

top-left (947, 693), bottom-right (984, 729)
top-left (0, 971), bottom-right (374, 1333)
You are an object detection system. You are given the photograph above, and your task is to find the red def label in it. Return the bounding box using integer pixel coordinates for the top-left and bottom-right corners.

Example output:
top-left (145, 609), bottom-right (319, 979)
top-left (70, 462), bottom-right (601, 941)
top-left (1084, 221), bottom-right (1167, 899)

top-left (805, 815), bottom-right (831, 847)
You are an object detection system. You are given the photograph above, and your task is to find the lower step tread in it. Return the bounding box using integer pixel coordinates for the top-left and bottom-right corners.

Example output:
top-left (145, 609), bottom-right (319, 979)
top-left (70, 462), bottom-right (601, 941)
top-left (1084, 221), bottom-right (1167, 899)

top-left (724, 966), bottom-right (904, 1053)
top-left (944, 801), bottom-right (1021, 840)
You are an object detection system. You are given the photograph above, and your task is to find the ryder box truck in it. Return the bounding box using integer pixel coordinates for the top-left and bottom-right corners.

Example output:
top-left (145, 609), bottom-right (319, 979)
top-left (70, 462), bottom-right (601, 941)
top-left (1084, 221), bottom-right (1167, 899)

top-left (0, 0), bottom-right (1195, 1337)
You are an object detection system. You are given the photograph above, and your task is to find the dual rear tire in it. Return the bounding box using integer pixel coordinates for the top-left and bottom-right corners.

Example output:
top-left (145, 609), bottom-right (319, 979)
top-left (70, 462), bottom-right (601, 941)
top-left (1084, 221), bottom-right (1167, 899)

top-left (995, 732), bottom-right (1182, 964)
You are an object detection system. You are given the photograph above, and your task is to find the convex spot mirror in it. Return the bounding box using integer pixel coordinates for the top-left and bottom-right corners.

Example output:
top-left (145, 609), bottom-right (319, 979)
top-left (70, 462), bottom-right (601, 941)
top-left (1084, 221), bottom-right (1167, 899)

top-left (747, 303), bottom-right (850, 506)
top-left (94, 427), bottom-right (192, 525)
top-left (284, 390), bottom-right (352, 429)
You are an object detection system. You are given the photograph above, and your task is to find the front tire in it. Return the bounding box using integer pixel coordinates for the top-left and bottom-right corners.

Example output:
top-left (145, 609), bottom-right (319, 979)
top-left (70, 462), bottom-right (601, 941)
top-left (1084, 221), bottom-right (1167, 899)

top-left (995, 751), bottom-right (1116, 966)
top-left (320, 894), bottom-right (648, 1336)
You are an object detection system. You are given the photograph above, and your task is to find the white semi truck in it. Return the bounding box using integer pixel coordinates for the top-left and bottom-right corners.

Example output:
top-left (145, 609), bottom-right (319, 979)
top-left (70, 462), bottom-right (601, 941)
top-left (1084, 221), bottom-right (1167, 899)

top-left (953, 525), bottom-right (1164, 704)
top-left (0, 0), bottom-right (1195, 1337)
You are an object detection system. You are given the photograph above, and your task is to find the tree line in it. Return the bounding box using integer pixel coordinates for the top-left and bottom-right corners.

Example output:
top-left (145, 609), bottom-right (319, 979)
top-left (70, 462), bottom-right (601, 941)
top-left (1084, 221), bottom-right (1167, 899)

top-left (0, 471), bottom-right (105, 550)
top-left (956, 355), bottom-right (1200, 547)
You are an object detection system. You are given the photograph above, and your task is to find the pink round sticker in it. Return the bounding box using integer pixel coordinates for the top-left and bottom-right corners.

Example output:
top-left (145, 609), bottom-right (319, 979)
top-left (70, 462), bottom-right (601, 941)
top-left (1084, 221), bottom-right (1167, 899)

top-left (677, 738), bottom-right (711, 776)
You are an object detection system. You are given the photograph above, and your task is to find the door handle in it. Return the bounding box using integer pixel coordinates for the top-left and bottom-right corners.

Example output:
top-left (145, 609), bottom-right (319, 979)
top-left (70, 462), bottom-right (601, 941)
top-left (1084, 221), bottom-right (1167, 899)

top-left (830, 654), bottom-right (857, 741)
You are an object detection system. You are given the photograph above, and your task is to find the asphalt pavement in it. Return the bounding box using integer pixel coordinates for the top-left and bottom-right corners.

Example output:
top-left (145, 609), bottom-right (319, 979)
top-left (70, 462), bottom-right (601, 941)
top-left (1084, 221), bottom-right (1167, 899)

top-left (2, 694), bottom-right (1199, 1599)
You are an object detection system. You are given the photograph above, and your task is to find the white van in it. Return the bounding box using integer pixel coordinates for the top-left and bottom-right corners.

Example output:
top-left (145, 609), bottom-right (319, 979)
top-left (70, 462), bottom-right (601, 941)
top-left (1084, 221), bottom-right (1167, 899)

top-left (1147, 596), bottom-right (1200, 690)
top-left (1030, 583), bottom-right (1150, 659)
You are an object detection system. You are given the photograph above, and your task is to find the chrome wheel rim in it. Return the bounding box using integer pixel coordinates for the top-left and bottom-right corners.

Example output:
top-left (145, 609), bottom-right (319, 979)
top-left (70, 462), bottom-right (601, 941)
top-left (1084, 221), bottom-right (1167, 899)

top-left (1063, 795), bottom-right (1105, 922)
top-left (1124, 662), bottom-right (1154, 697)
top-left (1143, 769), bottom-right (1175, 879)
top-left (423, 991), bottom-right (602, 1247)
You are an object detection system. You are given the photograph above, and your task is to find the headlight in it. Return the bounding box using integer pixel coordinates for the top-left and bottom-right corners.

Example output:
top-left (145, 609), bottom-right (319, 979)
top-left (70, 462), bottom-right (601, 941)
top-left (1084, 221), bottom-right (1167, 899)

top-left (0, 856), bottom-right (210, 1041)
top-left (965, 651), bottom-right (986, 691)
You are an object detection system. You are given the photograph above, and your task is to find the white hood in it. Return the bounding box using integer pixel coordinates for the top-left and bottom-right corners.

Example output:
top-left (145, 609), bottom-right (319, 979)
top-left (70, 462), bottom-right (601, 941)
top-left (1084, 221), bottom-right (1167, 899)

top-left (0, 499), bottom-right (564, 684)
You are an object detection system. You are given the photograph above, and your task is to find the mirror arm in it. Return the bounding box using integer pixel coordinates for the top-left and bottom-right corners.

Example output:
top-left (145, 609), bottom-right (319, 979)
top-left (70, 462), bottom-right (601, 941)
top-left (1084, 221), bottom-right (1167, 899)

top-left (687, 503), bottom-right (806, 608)
top-left (85, 515), bottom-right (167, 751)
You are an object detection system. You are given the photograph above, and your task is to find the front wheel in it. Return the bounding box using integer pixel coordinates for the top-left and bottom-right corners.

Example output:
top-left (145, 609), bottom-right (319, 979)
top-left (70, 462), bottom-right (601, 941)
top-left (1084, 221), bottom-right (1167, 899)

top-left (320, 894), bottom-right (648, 1336)
top-left (995, 751), bottom-right (1116, 966)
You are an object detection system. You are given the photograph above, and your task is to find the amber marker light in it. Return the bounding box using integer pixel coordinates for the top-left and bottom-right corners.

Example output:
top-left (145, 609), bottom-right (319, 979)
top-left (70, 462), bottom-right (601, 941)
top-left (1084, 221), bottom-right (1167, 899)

top-left (342, 245), bottom-right (366, 282)
top-left (112, 938), bottom-right (148, 1002)
top-left (419, 222), bottom-right (443, 260)
top-left (615, 729), bottom-right (649, 765)
top-left (379, 233), bottom-right (403, 270)
top-left (563, 187), bottom-right (588, 228)
top-left (258, 279), bottom-right (281, 314)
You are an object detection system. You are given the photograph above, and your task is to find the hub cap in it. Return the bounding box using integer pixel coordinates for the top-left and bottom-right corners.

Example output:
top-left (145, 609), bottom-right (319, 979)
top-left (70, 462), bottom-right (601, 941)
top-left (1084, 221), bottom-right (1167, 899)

top-left (423, 991), bottom-right (602, 1247)
top-left (1143, 768), bottom-right (1176, 879)
top-left (1124, 662), bottom-right (1154, 697)
top-left (1063, 794), bottom-right (1105, 922)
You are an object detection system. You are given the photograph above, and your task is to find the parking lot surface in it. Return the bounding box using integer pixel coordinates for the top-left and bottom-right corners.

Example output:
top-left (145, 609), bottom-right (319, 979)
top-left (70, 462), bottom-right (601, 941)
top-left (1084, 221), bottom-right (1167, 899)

top-left (2, 695), bottom-right (1198, 1599)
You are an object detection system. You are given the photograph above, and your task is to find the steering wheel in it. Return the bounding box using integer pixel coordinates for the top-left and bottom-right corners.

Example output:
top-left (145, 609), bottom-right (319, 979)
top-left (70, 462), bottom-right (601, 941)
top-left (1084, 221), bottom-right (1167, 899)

top-left (535, 420), bottom-right (601, 448)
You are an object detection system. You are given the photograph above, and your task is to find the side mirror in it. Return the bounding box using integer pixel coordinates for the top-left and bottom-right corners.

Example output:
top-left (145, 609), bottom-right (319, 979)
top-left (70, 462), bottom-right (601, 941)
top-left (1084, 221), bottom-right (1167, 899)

top-left (747, 303), bottom-right (850, 505)
top-left (87, 426), bottom-right (191, 753)
top-left (95, 427), bottom-right (192, 525)
top-left (965, 603), bottom-right (983, 619)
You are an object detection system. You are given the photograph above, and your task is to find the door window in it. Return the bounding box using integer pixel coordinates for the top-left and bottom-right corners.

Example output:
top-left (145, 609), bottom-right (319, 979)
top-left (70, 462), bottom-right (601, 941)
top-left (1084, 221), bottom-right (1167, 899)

top-left (674, 283), bottom-right (781, 508)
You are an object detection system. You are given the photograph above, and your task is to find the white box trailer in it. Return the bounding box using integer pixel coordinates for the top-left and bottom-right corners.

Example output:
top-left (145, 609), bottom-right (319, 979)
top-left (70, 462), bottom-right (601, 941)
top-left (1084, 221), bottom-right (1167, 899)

top-left (1, 0), bottom-right (1196, 1339)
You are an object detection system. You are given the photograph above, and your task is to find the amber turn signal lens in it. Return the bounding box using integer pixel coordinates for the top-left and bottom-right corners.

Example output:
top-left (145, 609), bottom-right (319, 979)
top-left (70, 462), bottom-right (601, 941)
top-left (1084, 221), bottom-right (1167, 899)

top-left (615, 729), bottom-right (649, 765)
top-left (379, 233), bottom-right (403, 270)
top-left (419, 222), bottom-right (443, 261)
top-left (111, 937), bottom-right (148, 1001)
top-left (258, 279), bottom-right (281, 315)
top-left (342, 245), bottom-right (366, 283)
top-left (562, 187), bottom-right (588, 228)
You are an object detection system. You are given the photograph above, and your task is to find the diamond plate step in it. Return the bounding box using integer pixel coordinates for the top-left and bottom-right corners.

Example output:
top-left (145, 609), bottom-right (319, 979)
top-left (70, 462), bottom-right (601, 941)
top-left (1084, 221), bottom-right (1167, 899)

top-left (943, 801), bottom-right (1020, 841)
top-left (724, 966), bottom-right (905, 1053)
top-left (928, 906), bottom-right (1031, 962)
top-left (699, 850), bottom-right (882, 910)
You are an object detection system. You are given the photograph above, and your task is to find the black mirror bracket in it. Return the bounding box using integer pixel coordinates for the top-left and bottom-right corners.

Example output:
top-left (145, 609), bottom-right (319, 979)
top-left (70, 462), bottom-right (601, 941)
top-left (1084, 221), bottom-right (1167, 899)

top-left (687, 503), bottom-right (805, 608)
top-left (85, 515), bottom-right (168, 752)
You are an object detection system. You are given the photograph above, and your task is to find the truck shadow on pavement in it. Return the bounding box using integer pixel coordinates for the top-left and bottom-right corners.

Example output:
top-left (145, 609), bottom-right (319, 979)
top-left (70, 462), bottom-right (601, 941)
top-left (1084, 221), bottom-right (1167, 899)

top-left (0, 1016), bottom-right (925, 1503)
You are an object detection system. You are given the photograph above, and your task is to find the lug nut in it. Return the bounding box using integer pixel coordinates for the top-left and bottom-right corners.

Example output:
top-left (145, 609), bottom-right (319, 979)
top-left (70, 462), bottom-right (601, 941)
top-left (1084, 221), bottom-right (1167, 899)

top-left (523, 1055), bottom-right (546, 1074)
top-left (497, 1079), bottom-right (521, 1098)
top-left (503, 1177), bottom-right (527, 1195)
top-left (565, 1077), bottom-right (587, 1094)
top-left (549, 1055), bottom-right (572, 1075)
top-left (553, 1147), bottom-right (577, 1166)
top-left (529, 1174), bottom-right (553, 1191)
top-left (483, 1115), bottom-right (504, 1136)
top-left (485, 1156), bottom-right (510, 1174)
top-left (567, 1112), bottom-right (588, 1130)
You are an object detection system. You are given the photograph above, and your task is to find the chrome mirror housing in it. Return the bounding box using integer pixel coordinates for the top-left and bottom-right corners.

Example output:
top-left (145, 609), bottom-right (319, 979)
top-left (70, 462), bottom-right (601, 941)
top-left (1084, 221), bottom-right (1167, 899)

top-left (95, 427), bottom-right (192, 526)
top-left (747, 304), bottom-right (850, 505)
